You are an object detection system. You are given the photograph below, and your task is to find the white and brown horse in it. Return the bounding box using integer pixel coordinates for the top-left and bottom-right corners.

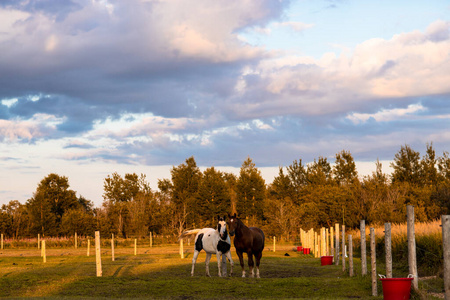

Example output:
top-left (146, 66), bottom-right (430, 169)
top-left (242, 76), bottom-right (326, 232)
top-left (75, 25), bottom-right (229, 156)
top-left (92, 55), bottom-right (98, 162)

top-left (179, 216), bottom-right (234, 277)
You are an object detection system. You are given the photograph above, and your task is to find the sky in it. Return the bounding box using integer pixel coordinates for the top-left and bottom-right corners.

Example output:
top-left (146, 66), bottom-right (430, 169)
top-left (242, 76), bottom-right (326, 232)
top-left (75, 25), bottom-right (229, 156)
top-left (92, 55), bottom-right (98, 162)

top-left (1, 0), bottom-right (449, 207)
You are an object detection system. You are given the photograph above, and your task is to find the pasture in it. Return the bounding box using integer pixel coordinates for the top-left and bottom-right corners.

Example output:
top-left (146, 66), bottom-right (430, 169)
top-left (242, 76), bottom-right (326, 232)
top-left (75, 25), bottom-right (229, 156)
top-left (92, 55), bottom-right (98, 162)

top-left (0, 242), bottom-right (439, 299)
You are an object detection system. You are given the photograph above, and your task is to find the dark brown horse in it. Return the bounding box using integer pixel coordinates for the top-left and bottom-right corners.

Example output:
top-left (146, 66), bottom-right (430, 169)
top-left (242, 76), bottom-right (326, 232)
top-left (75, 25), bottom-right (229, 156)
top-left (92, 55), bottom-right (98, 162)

top-left (227, 213), bottom-right (265, 278)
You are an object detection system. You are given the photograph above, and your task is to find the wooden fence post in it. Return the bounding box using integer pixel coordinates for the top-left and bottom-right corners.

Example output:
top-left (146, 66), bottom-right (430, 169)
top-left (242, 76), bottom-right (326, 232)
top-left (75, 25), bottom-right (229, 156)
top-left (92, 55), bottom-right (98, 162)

top-left (342, 225), bottom-right (346, 272)
top-left (42, 240), bottom-right (46, 263)
top-left (326, 228), bottom-right (330, 255)
top-left (273, 236), bottom-right (276, 252)
top-left (134, 239), bottom-right (137, 256)
top-left (180, 239), bottom-right (184, 259)
top-left (95, 231), bottom-right (102, 277)
top-left (442, 215), bottom-right (450, 300)
top-left (407, 205), bottom-right (418, 290)
top-left (335, 223), bottom-right (340, 265)
top-left (349, 235), bottom-right (353, 277)
top-left (75, 232), bottom-right (78, 249)
top-left (360, 220), bottom-right (367, 276)
top-left (38, 234), bottom-right (40, 249)
top-left (150, 232), bottom-right (153, 248)
top-left (111, 234), bottom-right (115, 262)
top-left (385, 223), bottom-right (392, 278)
top-left (321, 227), bottom-right (326, 257)
top-left (221, 254), bottom-right (227, 276)
top-left (370, 227), bottom-right (377, 296)
top-left (1, 233), bottom-right (3, 250)
top-left (330, 227), bottom-right (334, 257)
top-left (87, 239), bottom-right (90, 256)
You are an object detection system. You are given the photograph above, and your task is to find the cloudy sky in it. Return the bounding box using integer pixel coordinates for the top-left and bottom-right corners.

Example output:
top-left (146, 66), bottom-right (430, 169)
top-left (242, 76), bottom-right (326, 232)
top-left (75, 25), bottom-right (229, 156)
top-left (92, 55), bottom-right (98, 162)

top-left (1, 0), bottom-right (449, 207)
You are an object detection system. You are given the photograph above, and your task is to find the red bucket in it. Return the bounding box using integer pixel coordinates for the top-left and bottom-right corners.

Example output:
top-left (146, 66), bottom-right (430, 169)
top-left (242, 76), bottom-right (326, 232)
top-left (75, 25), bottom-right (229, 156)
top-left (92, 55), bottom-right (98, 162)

top-left (320, 256), bottom-right (333, 265)
top-left (297, 246), bottom-right (303, 252)
top-left (380, 277), bottom-right (413, 300)
top-left (303, 248), bottom-right (310, 254)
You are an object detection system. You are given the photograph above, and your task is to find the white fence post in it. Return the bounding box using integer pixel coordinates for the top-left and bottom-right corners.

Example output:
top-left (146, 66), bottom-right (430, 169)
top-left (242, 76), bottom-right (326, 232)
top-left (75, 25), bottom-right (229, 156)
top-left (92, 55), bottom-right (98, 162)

top-left (342, 225), bottom-right (346, 272)
top-left (349, 235), bottom-right (353, 277)
top-left (335, 223), bottom-right (340, 265)
top-left (407, 205), bottom-right (418, 290)
top-left (111, 234), bottom-right (115, 262)
top-left (370, 228), bottom-right (377, 297)
top-left (95, 231), bottom-right (102, 277)
top-left (42, 240), bottom-right (46, 263)
top-left (442, 215), bottom-right (450, 300)
top-left (360, 220), bottom-right (367, 276)
top-left (385, 223), bottom-right (392, 278)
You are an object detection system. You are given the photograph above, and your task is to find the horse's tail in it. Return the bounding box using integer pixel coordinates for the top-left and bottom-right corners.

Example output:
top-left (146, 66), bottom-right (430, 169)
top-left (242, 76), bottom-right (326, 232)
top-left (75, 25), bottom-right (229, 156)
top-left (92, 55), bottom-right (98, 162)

top-left (178, 229), bottom-right (202, 241)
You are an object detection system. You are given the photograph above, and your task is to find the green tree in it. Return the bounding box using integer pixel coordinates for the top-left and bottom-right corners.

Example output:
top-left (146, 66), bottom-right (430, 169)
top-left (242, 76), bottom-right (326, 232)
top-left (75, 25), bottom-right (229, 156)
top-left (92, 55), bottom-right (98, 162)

top-left (197, 167), bottom-right (231, 227)
top-left (307, 157), bottom-right (332, 185)
top-left (159, 157), bottom-right (202, 234)
top-left (1, 200), bottom-right (28, 238)
top-left (391, 145), bottom-right (421, 185)
top-left (333, 150), bottom-right (358, 185)
top-left (103, 172), bottom-right (150, 237)
top-left (421, 143), bottom-right (438, 186)
top-left (286, 159), bottom-right (308, 204)
top-left (26, 173), bottom-right (78, 236)
top-left (236, 157), bottom-right (266, 224)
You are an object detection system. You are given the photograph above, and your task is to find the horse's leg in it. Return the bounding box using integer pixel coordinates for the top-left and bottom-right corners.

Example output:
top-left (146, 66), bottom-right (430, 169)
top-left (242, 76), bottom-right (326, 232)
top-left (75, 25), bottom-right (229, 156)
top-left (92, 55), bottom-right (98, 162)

top-left (255, 251), bottom-right (263, 278)
top-left (236, 250), bottom-right (246, 277)
top-left (191, 250), bottom-right (200, 276)
top-left (247, 251), bottom-right (255, 278)
top-left (216, 252), bottom-right (222, 277)
top-left (205, 252), bottom-right (212, 277)
top-left (226, 251), bottom-right (234, 276)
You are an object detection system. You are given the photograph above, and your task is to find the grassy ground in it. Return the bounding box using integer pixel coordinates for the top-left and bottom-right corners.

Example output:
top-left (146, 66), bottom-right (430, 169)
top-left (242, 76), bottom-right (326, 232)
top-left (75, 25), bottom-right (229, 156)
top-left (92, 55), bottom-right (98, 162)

top-left (0, 244), bottom-right (442, 299)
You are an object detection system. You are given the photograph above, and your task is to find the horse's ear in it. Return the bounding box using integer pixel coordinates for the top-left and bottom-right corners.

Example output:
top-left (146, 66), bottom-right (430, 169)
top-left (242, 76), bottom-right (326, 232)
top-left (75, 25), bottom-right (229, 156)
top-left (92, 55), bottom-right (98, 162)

top-left (233, 213), bottom-right (237, 218)
top-left (223, 215), bottom-right (227, 220)
top-left (217, 215), bottom-right (220, 221)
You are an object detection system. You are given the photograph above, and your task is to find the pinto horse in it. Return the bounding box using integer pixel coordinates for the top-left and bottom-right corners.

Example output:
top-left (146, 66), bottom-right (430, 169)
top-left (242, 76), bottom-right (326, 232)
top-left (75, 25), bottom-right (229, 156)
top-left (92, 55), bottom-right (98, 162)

top-left (179, 216), bottom-right (234, 277)
top-left (227, 213), bottom-right (265, 278)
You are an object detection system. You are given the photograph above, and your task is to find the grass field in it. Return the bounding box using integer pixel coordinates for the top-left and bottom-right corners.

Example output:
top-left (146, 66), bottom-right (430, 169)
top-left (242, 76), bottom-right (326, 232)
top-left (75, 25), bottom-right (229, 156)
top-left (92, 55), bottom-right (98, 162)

top-left (0, 243), bottom-right (443, 299)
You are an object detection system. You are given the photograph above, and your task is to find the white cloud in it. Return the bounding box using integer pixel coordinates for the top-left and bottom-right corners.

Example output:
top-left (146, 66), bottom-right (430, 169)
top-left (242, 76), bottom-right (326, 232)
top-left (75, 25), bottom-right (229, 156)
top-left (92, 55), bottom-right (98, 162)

top-left (0, 114), bottom-right (65, 141)
top-left (346, 104), bottom-right (427, 124)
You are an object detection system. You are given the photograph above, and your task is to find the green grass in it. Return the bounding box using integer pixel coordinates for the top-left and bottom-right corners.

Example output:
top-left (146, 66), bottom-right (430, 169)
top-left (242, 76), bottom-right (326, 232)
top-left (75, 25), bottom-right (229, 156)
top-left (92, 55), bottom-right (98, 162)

top-left (0, 245), bottom-right (440, 299)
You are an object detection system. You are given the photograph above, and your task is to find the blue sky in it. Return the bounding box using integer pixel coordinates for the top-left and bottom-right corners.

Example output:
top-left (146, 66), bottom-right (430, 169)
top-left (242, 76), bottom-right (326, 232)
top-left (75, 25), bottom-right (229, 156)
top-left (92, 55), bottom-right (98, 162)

top-left (1, 0), bottom-right (449, 206)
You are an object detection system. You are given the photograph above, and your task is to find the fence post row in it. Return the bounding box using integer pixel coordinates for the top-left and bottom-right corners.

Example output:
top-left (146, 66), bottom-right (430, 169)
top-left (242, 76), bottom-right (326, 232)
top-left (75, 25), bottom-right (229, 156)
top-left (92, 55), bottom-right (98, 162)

top-left (407, 205), bottom-right (418, 290)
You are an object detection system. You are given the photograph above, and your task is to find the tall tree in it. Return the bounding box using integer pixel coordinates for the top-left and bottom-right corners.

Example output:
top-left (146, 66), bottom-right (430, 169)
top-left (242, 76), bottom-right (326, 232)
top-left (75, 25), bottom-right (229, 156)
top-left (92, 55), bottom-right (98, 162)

top-left (236, 157), bottom-right (266, 224)
top-left (26, 173), bottom-right (78, 236)
top-left (286, 159), bottom-right (307, 204)
top-left (103, 172), bottom-right (150, 237)
top-left (421, 143), bottom-right (438, 186)
top-left (197, 167), bottom-right (231, 227)
top-left (307, 157), bottom-right (332, 185)
top-left (333, 150), bottom-right (358, 185)
top-left (391, 145), bottom-right (421, 185)
top-left (165, 157), bottom-right (202, 234)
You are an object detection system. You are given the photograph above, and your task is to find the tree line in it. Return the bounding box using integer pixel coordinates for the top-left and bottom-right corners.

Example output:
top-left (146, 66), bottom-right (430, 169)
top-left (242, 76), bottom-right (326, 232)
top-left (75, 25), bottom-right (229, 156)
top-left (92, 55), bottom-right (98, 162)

top-left (1, 143), bottom-right (449, 239)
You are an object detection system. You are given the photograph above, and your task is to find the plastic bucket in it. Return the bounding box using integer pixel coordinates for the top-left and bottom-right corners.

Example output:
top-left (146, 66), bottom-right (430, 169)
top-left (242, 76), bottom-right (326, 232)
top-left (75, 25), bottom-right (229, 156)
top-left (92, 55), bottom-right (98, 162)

top-left (380, 277), bottom-right (413, 300)
top-left (297, 246), bottom-right (303, 252)
top-left (303, 248), bottom-right (310, 254)
top-left (320, 256), bottom-right (333, 265)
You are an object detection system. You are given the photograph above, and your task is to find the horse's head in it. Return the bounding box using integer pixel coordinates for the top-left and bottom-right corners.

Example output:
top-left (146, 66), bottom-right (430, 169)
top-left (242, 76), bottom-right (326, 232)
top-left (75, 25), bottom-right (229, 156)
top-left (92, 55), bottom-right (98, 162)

top-left (227, 213), bottom-right (238, 236)
top-left (217, 215), bottom-right (228, 240)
